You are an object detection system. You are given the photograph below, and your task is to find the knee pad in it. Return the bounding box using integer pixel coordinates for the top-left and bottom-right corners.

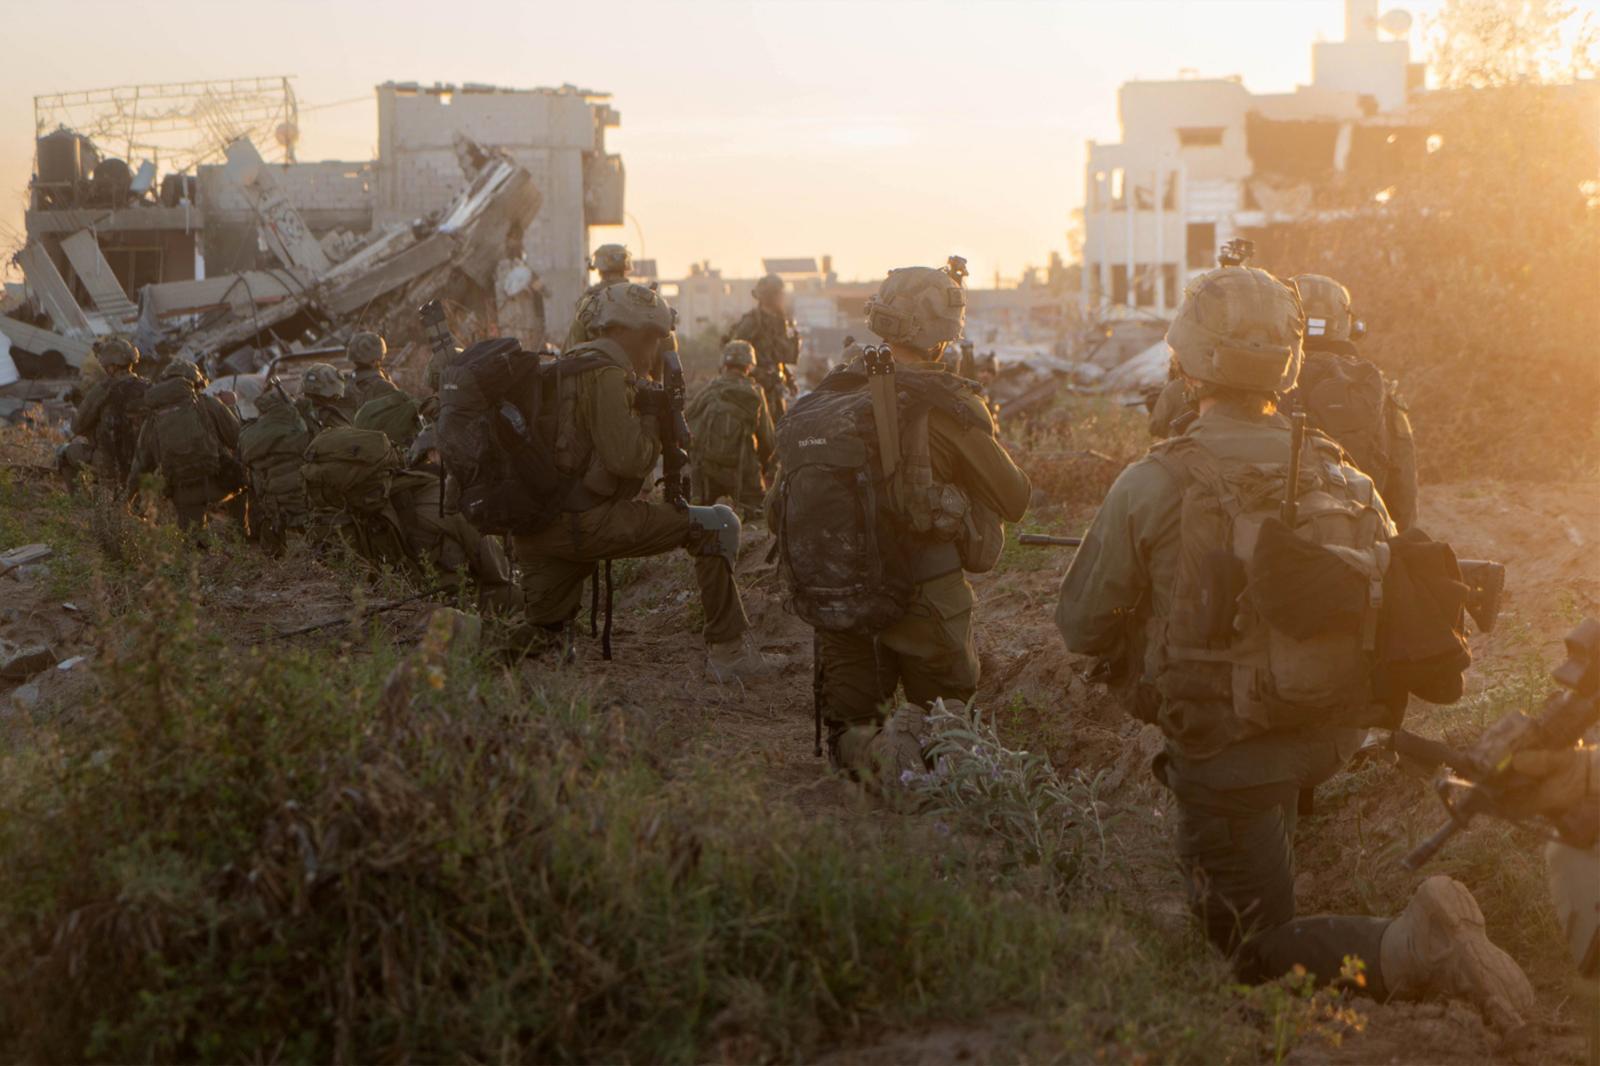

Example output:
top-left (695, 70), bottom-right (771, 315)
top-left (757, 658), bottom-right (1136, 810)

top-left (685, 503), bottom-right (741, 568)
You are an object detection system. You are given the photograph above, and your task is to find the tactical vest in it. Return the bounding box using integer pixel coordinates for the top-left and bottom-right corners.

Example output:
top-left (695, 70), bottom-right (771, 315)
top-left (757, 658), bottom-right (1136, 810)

top-left (1146, 421), bottom-right (1391, 758)
top-left (145, 378), bottom-right (224, 488)
top-left (238, 402), bottom-right (311, 508)
top-left (1291, 348), bottom-right (1391, 490)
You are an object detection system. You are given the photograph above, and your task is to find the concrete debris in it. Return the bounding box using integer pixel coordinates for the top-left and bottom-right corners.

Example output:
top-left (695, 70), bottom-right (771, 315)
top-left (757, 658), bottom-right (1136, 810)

top-left (56, 655), bottom-right (88, 672)
top-left (0, 543), bottom-right (53, 578)
top-left (1, 644), bottom-right (54, 682)
top-left (9, 683), bottom-right (42, 713)
top-left (4, 129), bottom-right (549, 392)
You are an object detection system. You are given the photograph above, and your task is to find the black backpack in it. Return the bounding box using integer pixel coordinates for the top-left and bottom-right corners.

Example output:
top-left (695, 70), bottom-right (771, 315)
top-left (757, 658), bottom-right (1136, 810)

top-left (435, 338), bottom-right (608, 535)
top-left (773, 364), bottom-right (964, 635)
top-left (1293, 350), bottom-right (1390, 483)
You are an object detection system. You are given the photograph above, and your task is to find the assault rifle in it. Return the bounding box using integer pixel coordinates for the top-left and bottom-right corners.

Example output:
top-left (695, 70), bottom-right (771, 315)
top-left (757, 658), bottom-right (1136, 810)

top-left (656, 347), bottom-right (691, 509)
top-left (1018, 534), bottom-right (1083, 548)
top-left (1397, 616), bottom-right (1600, 870)
top-left (1218, 238), bottom-right (1255, 267)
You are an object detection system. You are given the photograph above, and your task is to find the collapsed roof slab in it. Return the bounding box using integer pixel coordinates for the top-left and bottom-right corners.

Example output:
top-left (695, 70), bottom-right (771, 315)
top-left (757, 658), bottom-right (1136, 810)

top-left (60, 231), bottom-right (138, 320)
top-left (0, 316), bottom-right (94, 368)
top-left (16, 243), bottom-right (99, 338)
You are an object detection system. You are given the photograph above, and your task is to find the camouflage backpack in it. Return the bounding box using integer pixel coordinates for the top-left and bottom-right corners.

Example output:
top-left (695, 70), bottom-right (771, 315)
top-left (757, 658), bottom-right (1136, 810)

top-left (144, 378), bottom-right (223, 487)
top-left (689, 378), bottom-right (761, 473)
top-left (96, 375), bottom-right (149, 479)
top-left (354, 389), bottom-right (422, 450)
top-left (1150, 429), bottom-right (1391, 755)
top-left (772, 363), bottom-right (975, 634)
top-left (238, 402), bottom-right (311, 504)
top-left (1291, 350), bottom-right (1390, 482)
top-left (301, 426), bottom-right (401, 515)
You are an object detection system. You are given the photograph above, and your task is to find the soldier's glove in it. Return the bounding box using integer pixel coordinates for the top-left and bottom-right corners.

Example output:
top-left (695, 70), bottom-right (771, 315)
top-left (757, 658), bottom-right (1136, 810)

top-left (1504, 746), bottom-right (1600, 819)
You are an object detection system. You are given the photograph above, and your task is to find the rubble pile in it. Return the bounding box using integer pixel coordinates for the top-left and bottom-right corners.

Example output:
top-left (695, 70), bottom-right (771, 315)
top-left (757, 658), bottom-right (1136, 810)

top-left (1, 133), bottom-right (544, 424)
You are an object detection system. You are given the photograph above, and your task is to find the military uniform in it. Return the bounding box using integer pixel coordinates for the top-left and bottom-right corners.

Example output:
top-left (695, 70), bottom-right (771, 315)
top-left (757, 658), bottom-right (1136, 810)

top-left (512, 337), bottom-right (749, 645)
top-left (728, 305), bottom-right (800, 420)
top-left (377, 471), bottom-right (520, 614)
top-left (815, 358), bottom-right (1029, 764)
top-left (127, 377), bottom-right (242, 530)
top-left (74, 367), bottom-right (148, 486)
top-left (1058, 267), bottom-right (1532, 1027)
top-left (686, 359), bottom-right (775, 514)
top-left (566, 244), bottom-right (633, 350)
top-left (238, 391), bottom-right (312, 554)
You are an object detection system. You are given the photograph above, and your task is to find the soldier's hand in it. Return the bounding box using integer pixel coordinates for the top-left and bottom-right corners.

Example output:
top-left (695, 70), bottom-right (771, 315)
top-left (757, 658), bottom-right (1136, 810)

top-left (633, 382), bottom-right (666, 419)
top-left (1504, 745), bottom-right (1599, 818)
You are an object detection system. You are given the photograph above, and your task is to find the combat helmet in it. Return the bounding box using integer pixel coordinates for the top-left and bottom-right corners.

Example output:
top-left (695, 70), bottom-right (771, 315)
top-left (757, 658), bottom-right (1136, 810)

top-left (752, 273), bottom-right (784, 300)
top-left (160, 359), bottom-right (208, 388)
top-left (590, 244), bottom-right (631, 276)
top-left (1167, 267), bottom-right (1303, 394)
top-left (863, 265), bottom-right (967, 353)
top-left (722, 340), bottom-right (756, 367)
top-left (587, 283), bottom-right (676, 336)
top-left (346, 331), bottom-right (388, 367)
top-left (95, 336), bottom-right (139, 368)
top-left (301, 362), bottom-right (346, 400)
top-left (1292, 274), bottom-right (1365, 345)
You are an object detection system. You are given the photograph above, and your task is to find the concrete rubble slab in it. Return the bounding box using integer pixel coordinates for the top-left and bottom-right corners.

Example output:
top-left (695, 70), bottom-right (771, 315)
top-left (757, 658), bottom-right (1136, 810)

top-left (61, 231), bottom-right (139, 320)
top-left (0, 316), bottom-right (94, 368)
top-left (17, 242), bottom-right (98, 338)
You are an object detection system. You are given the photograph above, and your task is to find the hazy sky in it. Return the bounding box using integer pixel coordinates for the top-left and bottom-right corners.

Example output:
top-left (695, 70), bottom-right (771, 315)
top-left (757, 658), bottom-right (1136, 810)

top-left (0, 0), bottom-right (1455, 283)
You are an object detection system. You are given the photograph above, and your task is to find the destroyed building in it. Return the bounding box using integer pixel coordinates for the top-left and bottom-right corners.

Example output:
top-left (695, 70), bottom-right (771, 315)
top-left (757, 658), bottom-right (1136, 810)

top-left (2, 77), bottom-right (623, 395)
top-left (1081, 0), bottom-right (1425, 321)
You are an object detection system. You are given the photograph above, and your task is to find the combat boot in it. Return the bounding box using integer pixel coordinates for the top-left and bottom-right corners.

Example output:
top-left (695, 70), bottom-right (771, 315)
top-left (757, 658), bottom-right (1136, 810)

top-left (704, 634), bottom-right (784, 684)
top-left (833, 705), bottom-right (929, 786)
top-left (1380, 875), bottom-right (1535, 1032)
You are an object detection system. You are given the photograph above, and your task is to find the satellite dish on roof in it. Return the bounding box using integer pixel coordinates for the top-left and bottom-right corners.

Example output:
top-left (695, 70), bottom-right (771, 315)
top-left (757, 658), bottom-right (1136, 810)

top-left (1380, 9), bottom-right (1413, 36)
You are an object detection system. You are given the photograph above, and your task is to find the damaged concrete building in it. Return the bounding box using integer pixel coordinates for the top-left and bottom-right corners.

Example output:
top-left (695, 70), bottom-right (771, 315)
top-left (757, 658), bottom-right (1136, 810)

top-left (2, 76), bottom-right (623, 398)
top-left (1081, 0), bottom-right (1424, 323)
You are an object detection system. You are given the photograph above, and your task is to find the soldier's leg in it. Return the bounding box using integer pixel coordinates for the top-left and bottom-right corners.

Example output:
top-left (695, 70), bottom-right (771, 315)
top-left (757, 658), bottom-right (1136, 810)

top-left (819, 629), bottom-right (902, 770)
top-left (1166, 769), bottom-right (1389, 991)
top-left (881, 572), bottom-right (980, 708)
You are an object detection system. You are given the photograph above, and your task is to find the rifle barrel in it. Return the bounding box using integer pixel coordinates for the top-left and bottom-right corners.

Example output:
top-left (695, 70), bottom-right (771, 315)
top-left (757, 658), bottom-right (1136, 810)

top-left (1018, 534), bottom-right (1083, 548)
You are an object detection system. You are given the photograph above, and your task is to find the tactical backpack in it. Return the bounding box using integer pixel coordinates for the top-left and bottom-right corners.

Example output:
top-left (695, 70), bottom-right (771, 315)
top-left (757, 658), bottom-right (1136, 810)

top-left (239, 406), bottom-right (311, 505)
top-left (301, 426), bottom-right (400, 515)
top-left (773, 363), bottom-right (978, 635)
top-left (434, 338), bottom-right (610, 535)
top-left (689, 379), bottom-right (761, 474)
top-left (354, 389), bottom-right (422, 450)
top-left (1292, 351), bottom-right (1390, 483)
top-left (1151, 430), bottom-right (1391, 752)
top-left (96, 375), bottom-right (149, 478)
top-left (145, 378), bottom-right (224, 488)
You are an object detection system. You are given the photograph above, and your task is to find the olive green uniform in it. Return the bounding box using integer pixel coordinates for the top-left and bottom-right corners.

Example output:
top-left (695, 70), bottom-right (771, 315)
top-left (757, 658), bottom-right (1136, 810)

top-left (685, 369), bottom-right (775, 513)
top-left (728, 307), bottom-right (799, 420)
top-left (512, 339), bottom-right (750, 643)
top-left (387, 472), bottom-right (520, 614)
top-left (296, 395), bottom-right (356, 433)
top-left (238, 396), bottom-right (312, 553)
top-left (1147, 357), bottom-right (1420, 532)
top-left (813, 360), bottom-right (1030, 748)
top-left (127, 384), bottom-right (243, 530)
top-left (74, 370), bottom-right (147, 486)
top-left (350, 366), bottom-right (405, 410)
top-left (1056, 402), bottom-right (1396, 990)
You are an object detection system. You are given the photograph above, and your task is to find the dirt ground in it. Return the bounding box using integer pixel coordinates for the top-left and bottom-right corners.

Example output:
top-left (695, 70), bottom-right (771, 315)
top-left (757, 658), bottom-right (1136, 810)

top-left (2, 447), bottom-right (1596, 1061)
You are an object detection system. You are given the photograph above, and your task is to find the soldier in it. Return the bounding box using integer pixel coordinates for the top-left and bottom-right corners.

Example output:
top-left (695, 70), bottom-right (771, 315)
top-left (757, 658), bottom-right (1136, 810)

top-left (513, 283), bottom-right (774, 680)
top-left (685, 340), bottom-right (775, 517)
top-left (728, 273), bottom-right (801, 420)
top-left (296, 363), bottom-right (356, 432)
top-left (127, 360), bottom-right (242, 531)
top-left (1147, 273), bottom-right (1419, 531)
top-left (237, 385), bottom-right (312, 555)
top-left (772, 265), bottom-right (1030, 779)
top-left (1055, 266), bottom-right (1532, 1028)
top-left (70, 336), bottom-right (148, 488)
top-left (1289, 273), bottom-right (1419, 531)
top-left (345, 331), bottom-right (404, 408)
top-left (564, 243), bottom-right (632, 350)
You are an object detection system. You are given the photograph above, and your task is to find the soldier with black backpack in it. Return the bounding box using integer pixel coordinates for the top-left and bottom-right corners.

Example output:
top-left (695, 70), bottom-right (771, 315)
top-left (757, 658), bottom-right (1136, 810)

top-left (495, 284), bottom-right (774, 679)
top-left (770, 262), bottom-right (1031, 780)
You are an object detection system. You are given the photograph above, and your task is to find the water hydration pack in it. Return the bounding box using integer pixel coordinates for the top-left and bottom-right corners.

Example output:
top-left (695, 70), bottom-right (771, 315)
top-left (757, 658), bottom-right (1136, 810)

top-left (301, 427), bottom-right (400, 515)
top-left (145, 378), bottom-right (223, 488)
top-left (434, 338), bottom-right (609, 535)
top-left (773, 364), bottom-right (974, 634)
top-left (1293, 350), bottom-right (1390, 484)
top-left (1152, 429), bottom-right (1392, 753)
